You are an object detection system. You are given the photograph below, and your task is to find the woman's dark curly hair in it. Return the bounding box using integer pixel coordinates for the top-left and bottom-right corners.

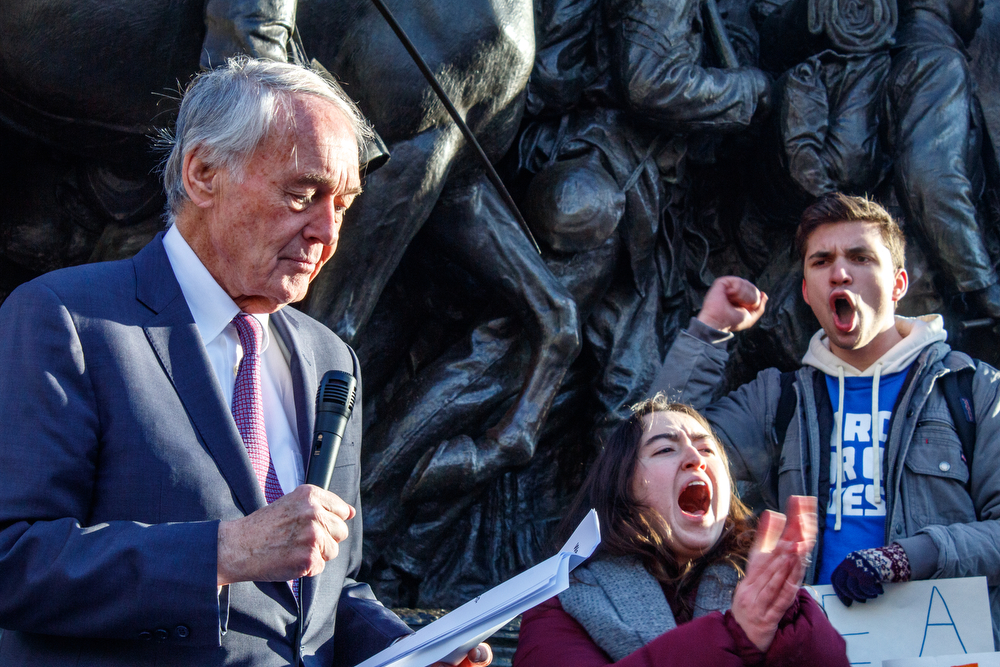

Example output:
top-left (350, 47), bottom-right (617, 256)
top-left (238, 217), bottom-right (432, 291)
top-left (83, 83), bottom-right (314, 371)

top-left (559, 395), bottom-right (756, 614)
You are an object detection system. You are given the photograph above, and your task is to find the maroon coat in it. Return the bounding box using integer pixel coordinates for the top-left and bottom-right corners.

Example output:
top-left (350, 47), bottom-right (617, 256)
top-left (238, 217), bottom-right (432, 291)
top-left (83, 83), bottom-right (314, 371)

top-left (513, 589), bottom-right (848, 667)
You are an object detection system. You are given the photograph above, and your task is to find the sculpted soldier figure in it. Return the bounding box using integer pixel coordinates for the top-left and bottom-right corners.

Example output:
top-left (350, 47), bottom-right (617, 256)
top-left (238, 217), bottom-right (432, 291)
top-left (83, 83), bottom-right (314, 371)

top-left (886, 0), bottom-right (1000, 318)
top-left (520, 0), bottom-right (773, 427)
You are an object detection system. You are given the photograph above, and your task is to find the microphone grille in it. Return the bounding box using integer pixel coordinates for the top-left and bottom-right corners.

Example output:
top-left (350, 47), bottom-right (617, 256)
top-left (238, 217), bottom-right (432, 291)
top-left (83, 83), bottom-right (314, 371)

top-left (320, 375), bottom-right (356, 411)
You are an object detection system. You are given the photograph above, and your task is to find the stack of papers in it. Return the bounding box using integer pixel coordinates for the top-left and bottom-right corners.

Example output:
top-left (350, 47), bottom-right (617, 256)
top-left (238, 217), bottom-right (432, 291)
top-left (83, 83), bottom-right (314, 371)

top-left (356, 509), bottom-right (601, 667)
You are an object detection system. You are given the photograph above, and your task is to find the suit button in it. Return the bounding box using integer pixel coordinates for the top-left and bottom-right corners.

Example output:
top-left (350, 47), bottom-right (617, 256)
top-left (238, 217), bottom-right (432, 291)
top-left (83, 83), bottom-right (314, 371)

top-left (895, 524), bottom-right (903, 534)
top-left (139, 631), bottom-right (152, 641)
top-left (939, 461), bottom-right (951, 472)
top-left (155, 628), bottom-right (169, 641)
top-left (175, 625), bottom-right (190, 639)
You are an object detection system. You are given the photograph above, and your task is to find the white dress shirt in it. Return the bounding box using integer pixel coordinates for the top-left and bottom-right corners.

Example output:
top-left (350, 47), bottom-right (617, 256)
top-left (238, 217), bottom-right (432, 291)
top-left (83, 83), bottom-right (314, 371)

top-left (162, 225), bottom-right (304, 496)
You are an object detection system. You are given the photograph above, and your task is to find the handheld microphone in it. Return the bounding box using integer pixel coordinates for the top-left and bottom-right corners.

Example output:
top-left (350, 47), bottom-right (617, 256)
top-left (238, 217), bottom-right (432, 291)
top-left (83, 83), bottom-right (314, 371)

top-left (295, 370), bottom-right (357, 666)
top-left (305, 370), bottom-right (357, 491)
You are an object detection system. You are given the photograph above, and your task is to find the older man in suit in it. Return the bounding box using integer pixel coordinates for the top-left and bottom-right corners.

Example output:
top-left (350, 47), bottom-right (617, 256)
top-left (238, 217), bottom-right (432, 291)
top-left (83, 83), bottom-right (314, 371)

top-left (0, 58), bottom-right (491, 667)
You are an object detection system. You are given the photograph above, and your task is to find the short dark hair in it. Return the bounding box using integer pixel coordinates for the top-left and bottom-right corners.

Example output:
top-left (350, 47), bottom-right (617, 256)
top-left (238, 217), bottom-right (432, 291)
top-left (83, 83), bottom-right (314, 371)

top-left (796, 193), bottom-right (906, 271)
top-left (558, 395), bottom-right (754, 617)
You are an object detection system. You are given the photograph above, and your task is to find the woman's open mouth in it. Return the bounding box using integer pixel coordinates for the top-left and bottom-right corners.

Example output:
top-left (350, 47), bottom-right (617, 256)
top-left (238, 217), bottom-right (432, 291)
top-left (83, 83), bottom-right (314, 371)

top-left (678, 480), bottom-right (711, 517)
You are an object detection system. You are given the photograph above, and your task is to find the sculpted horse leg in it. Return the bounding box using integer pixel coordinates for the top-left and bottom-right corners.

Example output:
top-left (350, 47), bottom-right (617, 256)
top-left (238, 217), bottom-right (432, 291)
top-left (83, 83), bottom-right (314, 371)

top-left (360, 218), bottom-right (622, 561)
top-left (360, 238), bottom-right (619, 594)
top-left (396, 175), bottom-right (582, 501)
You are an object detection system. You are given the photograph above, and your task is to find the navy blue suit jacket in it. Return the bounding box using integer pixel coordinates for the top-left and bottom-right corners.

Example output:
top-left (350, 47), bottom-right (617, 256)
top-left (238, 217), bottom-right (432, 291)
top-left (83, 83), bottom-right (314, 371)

top-left (0, 235), bottom-right (405, 665)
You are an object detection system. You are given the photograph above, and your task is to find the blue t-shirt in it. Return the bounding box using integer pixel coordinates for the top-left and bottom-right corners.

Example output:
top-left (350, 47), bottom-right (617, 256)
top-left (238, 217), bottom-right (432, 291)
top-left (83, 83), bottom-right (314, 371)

top-left (815, 368), bottom-right (909, 584)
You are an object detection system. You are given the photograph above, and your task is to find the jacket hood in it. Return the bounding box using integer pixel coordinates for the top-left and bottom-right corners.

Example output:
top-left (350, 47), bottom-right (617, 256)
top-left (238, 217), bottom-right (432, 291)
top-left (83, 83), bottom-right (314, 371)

top-left (802, 314), bottom-right (947, 376)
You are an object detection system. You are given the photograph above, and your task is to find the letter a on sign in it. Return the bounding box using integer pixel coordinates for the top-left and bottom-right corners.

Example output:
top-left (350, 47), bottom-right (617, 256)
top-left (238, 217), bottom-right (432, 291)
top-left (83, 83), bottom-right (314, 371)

top-left (920, 586), bottom-right (968, 656)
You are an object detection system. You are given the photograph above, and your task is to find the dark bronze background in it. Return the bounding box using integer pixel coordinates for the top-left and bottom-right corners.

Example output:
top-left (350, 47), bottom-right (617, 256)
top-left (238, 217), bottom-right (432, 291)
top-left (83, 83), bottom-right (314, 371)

top-left (1, 0), bottom-right (998, 611)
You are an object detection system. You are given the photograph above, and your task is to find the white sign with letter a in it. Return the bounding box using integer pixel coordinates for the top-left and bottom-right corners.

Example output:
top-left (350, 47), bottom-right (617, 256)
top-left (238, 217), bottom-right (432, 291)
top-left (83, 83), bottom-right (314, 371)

top-left (807, 577), bottom-right (994, 666)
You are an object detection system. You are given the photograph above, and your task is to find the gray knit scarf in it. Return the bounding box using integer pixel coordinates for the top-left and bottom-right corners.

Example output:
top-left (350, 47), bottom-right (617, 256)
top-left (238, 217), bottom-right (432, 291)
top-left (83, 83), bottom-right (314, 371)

top-left (558, 555), bottom-right (739, 661)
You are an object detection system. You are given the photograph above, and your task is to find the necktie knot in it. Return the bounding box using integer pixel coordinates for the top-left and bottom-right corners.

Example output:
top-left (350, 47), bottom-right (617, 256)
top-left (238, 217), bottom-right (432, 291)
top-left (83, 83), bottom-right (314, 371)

top-left (232, 313), bottom-right (263, 357)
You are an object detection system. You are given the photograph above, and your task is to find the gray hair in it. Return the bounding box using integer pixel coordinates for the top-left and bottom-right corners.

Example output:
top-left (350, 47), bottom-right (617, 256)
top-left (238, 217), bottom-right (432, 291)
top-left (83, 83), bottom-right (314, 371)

top-left (160, 56), bottom-right (373, 223)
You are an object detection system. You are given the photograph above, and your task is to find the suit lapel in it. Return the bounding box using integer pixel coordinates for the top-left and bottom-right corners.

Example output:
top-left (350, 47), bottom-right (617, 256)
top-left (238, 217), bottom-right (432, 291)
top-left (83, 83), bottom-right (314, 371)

top-left (135, 235), bottom-right (267, 515)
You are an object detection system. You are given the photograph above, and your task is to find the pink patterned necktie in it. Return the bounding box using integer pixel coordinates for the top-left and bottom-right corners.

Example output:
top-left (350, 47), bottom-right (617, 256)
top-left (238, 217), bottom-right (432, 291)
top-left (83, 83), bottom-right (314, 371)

top-left (231, 313), bottom-right (283, 504)
top-left (232, 314), bottom-right (299, 600)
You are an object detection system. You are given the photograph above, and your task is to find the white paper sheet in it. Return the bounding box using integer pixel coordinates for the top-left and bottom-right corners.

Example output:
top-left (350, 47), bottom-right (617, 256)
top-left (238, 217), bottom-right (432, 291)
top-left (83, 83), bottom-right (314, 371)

top-left (807, 577), bottom-right (993, 666)
top-left (355, 509), bottom-right (601, 667)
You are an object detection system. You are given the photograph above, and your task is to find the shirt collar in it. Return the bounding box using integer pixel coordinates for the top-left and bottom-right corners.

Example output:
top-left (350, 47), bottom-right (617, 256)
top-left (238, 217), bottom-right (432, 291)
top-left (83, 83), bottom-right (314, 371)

top-left (162, 225), bottom-right (270, 348)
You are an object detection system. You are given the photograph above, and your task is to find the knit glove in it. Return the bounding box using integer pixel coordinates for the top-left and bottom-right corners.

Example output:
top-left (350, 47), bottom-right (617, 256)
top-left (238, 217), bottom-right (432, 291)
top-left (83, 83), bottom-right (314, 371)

top-left (830, 543), bottom-right (911, 607)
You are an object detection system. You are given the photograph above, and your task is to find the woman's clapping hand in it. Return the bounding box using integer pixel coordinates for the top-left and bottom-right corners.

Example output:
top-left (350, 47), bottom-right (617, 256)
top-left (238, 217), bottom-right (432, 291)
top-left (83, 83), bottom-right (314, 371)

top-left (730, 495), bottom-right (817, 652)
